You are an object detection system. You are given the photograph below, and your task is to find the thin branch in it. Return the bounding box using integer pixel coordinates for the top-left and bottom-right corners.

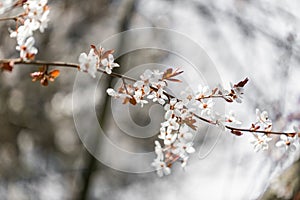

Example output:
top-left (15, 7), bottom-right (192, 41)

top-left (0, 13), bottom-right (23, 22)
top-left (225, 125), bottom-right (295, 136)
top-left (0, 15), bottom-right (20, 22)
top-left (0, 58), bottom-right (297, 137)
top-left (121, 78), bottom-right (130, 94)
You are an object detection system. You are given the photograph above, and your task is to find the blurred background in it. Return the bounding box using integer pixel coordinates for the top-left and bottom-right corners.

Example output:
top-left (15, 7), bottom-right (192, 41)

top-left (0, 0), bottom-right (300, 199)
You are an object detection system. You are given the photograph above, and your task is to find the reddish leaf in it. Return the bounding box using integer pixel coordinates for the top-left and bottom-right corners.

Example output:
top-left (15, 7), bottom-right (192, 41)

top-left (30, 67), bottom-right (59, 86)
top-left (250, 124), bottom-right (260, 131)
top-left (102, 49), bottom-right (115, 60)
top-left (234, 78), bottom-right (249, 88)
top-left (162, 68), bottom-right (183, 81)
top-left (223, 96), bottom-right (233, 102)
top-left (14, 0), bottom-right (27, 7)
top-left (49, 69), bottom-right (60, 81)
top-left (129, 97), bottom-right (137, 105)
top-left (90, 45), bottom-right (99, 56)
top-left (182, 116), bottom-right (197, 130)
top-left (0, 61), bottom-right (14, 72)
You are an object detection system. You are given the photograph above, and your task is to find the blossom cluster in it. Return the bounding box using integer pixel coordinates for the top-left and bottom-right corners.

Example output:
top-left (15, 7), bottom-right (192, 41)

top-left (105, 66), bottom-right (250, 176)
top-left (152, 100), bottom-right (197, 177)
top-left (78, 46), bottom-right (119, 78)
top-left (104, 62), bottom-right (300, 176)
top-left (249, 109), bottom-right (299, 152)
top-left (106, 68), bottom-right (199, 176)
top-left (9, 0), bottom-right (50, 60)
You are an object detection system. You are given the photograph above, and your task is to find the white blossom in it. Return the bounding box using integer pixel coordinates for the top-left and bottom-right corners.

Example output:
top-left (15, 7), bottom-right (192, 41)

top-left (196, 85), bottom-right (210, 99)
top-left (147, 88), bottom-right (168, 105)
top-left (275, 134), bottom-right (298, 152)
top-left (160, 117), bottom-right (180, 136)
top-left (163, 132), bottom-right (177, 146)
top-left (9, 0), bottom-right (50, 59)
top-left (256, 109), bottom-right (272, 126)
top-left (151, 159), bottom-right (171, 177)
top-left (250, 135), bottom-right (272, 152)
top-left (180, 87), bottom-right (197, 106)
top-left (101, 54), bottom-right (119, 74)
top-left (154, 141), bottom-right (164, 161)
top-left (225, 111), bottom-right (242, 125)
top-left (23, 0), bottom-right (50, 32)
top-left (172, 140), bottom-right (195, 156)
top-left (39, 9), bottom-right (50, 33)
top-left (16, 36), bottom-right (38, 60)
top-left (10, 19), bottom-right (35, 45)
top-left (178, 125), bottom-right (193, 142)
top-left (199, 99), bottom-right (214, 117)
top-left (106, 88), bottom-right (130, 99)
top-left (164, 98), bottom-right (184, 120)
top-left (78, 49), bottom-right (98, 78)
top-left (133, 89), bottom-right (148, 107)
top-left (181, 156), bottom-right (189, 168)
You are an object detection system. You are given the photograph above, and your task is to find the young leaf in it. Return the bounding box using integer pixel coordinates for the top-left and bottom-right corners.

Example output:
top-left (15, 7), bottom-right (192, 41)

top-left (234, 78), bottom-right (249, 88)
top-left (49, 70), bottom-right (60, 81)
top-left (0, 61), bottom-right (14, 72)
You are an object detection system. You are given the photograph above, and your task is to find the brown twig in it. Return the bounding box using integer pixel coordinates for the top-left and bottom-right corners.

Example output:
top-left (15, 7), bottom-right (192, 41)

top-left (0, 13), bottom-right (23, 22)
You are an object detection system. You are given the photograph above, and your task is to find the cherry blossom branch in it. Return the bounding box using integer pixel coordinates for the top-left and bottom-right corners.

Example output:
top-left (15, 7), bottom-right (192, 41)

top-left (1, 58), bottom-right (297, 137)
top-left (0, 58), bottom-right (136, 81)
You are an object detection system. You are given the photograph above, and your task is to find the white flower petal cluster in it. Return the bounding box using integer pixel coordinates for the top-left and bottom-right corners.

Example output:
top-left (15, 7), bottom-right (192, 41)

top-left (256, 109), bottom-right (272, 129)
top-left (151, 141), bottom-right (171, 177)
top-left (250, 134), bottom-right (272, 152)
top-left (225, 111), bottom-right (242, 126)
top-left (106, 69), bottom-right (169, 107)
top-left (78, 46), bottom-right (121, 78)
top-left (133, 89), bottom-right (149, 107)
top-left (275, 134), bottom-right (299, 152)
top-left (9, 0), bottom-right (50, 60)
top-left (23, 0), bottom-right (50, 32)
top-left (164, 98), bottom-right (184, 119)
top-left (152, 97), bottom-right (196, 176)
top-left (194, 85), bottom-right (217, 119)
top-left (132, 69), bottom-right (167, 107)
top-left (147, 87), bottom-right (168, 105)
top-left (196, 85), bottom-right (210, 99)
top-left (101, 54), bottom-right (119, 74)
top-left (79, 49), bottom-right (98, 78)
top-left (198, 99), bottom-right (214, 117)
top-left (15, 36), bottom-right (38, 60)
top-left (0, 0), bottom-right (13, 15)
top-left (106, 88), bottom-right (130, 99)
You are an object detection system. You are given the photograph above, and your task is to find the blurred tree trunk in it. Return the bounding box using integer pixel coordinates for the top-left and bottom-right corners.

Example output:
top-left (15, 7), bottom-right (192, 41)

top-left (261, 158), bottom-right (300, 200)
top-left (78, 0), bottom-right (137, 199)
